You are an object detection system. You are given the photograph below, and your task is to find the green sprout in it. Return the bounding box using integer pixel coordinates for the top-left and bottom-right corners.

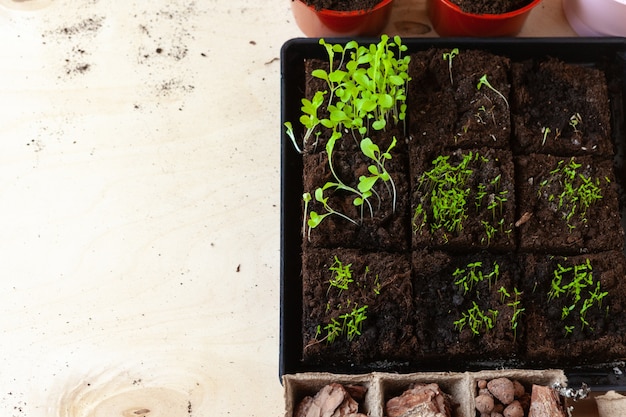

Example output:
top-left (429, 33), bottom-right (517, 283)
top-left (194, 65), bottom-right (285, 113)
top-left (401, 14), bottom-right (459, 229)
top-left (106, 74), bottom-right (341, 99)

top-left (341, 305), bottom-right (368, 341)
top-left (442, 47), bottom-right (459, 85)
top-left (298, 37), bottom-right (412, 240)
top-left (538, 157), bottom-right (604, 230)
top-left (363, 265), bottom-right (382, 295)
top-left (413, 151), bottom-right (511, 246)
top-left (481, 221), bottom-right (497, 246)
top-left (286, 36), bottom-right (411, 153)
top-left (477, 74), bottom-right (509, 109)
top-left (284, 89), bottom-right (327, 154)
top-left (453, 261), bottom-right (500, 295)
top-left (541, 126), bottom-right (551, 146)
top-left (315, 304), bottom-right (369, 344)
top-left (548, 259), bottom-right (609, 334)
top-left (413, 152), bottom-right (474, 235)
top-left (507, 287), bottom-right (525, 342)
top-left (358, 136), bottom-right (398, 213)
top-left (454, 301), bottom-right (498, 336)
top-left (569, 112), bottom-right (582, 133)
top-left (327, 256), bottom-right (354, 295)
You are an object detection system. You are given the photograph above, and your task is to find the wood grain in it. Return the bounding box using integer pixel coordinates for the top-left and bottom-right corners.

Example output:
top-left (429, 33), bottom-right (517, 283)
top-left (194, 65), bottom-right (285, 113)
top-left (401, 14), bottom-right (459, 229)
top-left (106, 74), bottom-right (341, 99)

top-left (0, 0), bottom-right (580, 416)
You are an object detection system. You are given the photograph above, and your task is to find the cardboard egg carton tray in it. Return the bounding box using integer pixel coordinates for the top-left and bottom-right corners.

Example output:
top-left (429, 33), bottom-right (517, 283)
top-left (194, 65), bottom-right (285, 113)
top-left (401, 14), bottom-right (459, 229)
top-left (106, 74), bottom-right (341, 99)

top-left (283, 369), bottom-right (567, 417)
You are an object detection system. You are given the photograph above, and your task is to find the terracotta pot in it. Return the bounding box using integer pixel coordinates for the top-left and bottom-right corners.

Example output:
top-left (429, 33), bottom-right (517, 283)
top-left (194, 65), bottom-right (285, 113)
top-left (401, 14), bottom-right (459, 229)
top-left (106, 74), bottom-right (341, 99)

top-left (290, 0), bottom-right (394, 37)
top-left (562, 0), bottom-right (626, 37)
top-left (427, 0), bottom-right (542, 37)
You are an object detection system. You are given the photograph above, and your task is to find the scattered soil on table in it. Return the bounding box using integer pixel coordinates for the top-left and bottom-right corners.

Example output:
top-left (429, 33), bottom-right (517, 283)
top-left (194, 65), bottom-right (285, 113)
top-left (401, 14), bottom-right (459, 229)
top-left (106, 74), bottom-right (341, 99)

top-left (295, 0), bottom-right (383, 12)
top-left (449, 0), bottom-right (533, 14)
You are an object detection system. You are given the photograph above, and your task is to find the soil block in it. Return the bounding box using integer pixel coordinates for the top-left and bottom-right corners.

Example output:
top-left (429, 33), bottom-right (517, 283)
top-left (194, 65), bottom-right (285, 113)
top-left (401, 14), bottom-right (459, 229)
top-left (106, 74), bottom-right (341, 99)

top-left (302, 129), bottom-right (410, 252)
top-left (302, 248), bottom-right (416, 366)
top-left (408, 49), bottom-right (511, 151)
top-left (412, 250), bottom-right (524, 362)
top-left (521, 251), bottom-right (626, 365)
top-left (410, 147), bottom-right (516, 252)
top-left (515, 154), bottom-right (623, 254)
top-left (511, 58), bottom-right (613, 157)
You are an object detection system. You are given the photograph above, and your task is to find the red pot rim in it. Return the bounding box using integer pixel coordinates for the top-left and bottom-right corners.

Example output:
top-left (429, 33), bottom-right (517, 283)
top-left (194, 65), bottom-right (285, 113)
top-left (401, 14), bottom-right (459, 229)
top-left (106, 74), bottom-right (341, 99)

top-left (297, 0), bottom-right (393, 17)
top-left (438, 0), bottom-right (542, 19)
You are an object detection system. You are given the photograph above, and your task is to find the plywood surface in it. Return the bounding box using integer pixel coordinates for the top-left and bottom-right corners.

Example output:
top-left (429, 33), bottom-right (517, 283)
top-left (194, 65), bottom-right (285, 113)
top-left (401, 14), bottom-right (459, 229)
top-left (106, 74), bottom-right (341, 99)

top-left (0, 0), bottom-right (585, 416)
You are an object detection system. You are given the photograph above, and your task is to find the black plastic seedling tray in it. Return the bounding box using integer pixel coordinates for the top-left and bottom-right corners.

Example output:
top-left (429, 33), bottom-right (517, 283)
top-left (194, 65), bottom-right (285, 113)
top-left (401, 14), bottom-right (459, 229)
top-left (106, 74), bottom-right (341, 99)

top-left (280, 37), bottom-right (626, 387)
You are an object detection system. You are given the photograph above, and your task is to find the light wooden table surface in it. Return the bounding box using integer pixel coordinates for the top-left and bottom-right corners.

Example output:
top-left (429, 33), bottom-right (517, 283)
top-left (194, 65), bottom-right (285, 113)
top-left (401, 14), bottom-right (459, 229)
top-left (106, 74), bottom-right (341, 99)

top-left (0, 1), bottom-right (578, 416)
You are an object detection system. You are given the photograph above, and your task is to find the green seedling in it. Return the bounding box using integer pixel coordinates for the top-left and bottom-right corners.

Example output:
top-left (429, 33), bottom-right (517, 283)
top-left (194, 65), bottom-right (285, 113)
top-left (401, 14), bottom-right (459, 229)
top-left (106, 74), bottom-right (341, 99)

top-left (341, 305), bottom-right (368, 341)
top-left (294, 37), bottom-right (413, 242)
top-left (569, 112), bottom-right (582, 133)
top-left (477, 74), bottom-right (509, 109)
top-left (316, 36), bottom-right (410, 137)
top-left (541, 126), bottom-right (551, 146)
top-left (507, 287), bottom-right (525, 342)
top-left (358, 136), bottom-right (398, 212)
top-left (442, 47), bottom-right (459, 85)
top-left (454, 301), bottom-right (498, 336)
top-left (302, 132), bottom-right (373, 238)
top-left (453, 261), bottom-right (500, 295)
top-left (413, 152), bottom-right (474, 235)
top-left (314, 38), bottom-right (358, 105)
top-left (314, 304), bottom-right (369, 344)
top-left (305, 186), bottom-right (358, 239)
top-left (548, 259), bottom-right (609, 334)
top-left (414, 151), bottom-right (511, 246)
top-left (284, 89), bottom-right (327, 153)
top-left (481, 221), bottom-right (497, 246)
top-left (538, 158), bottom-right (604, 230)
top-left (327, 256), bottom-right (354, 295)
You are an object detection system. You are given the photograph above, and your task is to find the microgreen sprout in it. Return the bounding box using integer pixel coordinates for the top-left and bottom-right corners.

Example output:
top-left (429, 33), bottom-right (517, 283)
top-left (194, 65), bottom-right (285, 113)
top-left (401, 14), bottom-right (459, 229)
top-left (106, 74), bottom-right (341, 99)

top-left (569, 112), bottom-right (582, 133)
top-left (414, 151), bottom-right (512, 246)
top-left (481, 221), bottom-right (497, 246)
top-left (327, 256), bottom-right (354, 295)
top-left (306, 187), bottom-right (358, 239)
top-left (302, 132), bottom-right (372, 238)
top-left (506, 287), bottom-right (525, 342)
top-left (454, 301), bottom-right (498, 336)
top-left (313, 304), bottom-right (369, 345)
top-left (296, 37), bottom-right (411, 240)
top-left (315, 36), bottom-right (411, 137)
top-left (453, 261), bottom-right (500, 294)
top-left (341, 305), bottom-right (368, 341)
top-left (498, 286), bottom-right (511, 303)
top-left (477, 74), bottom-right (509, 109)
top-left (548, 259), bottom-right (608, 334)
top-left (541, 126), bottom-right (551, 146)
top-left (413, 152), bottom-right (474, 235)
top-left (358, 136), bottom-right (397, 212)
top-left (442, 48), bottom-right (459, 85)
top-left (538, 158), bottom-right (604, 229)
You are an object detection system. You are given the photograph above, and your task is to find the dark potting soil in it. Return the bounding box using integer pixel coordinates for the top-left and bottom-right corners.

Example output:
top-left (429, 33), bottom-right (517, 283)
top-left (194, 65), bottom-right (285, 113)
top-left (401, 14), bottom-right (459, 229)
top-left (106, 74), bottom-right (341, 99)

top-left (521, 251), bottom-right (626, 365)
top-left (298, 47), bottom-right (626, 370)
top-left (302, 127), bottom-right (410, 252)
top-left (511, 58), bottom-right (614, 157)
top-left (295, 0), bottom-right (382, 12)
top-left (410, 147), bottom-right (516, 252)
top-left (515, 154), bottom-right (623, 254)
top-left (408, 49), bottom-right (511, 151)
top-left (449, 0), bottom-right (533, 14)
top-left (302, 248), bottom-right (417, 365)
top-left (412, 250), bottom-right (523, 361)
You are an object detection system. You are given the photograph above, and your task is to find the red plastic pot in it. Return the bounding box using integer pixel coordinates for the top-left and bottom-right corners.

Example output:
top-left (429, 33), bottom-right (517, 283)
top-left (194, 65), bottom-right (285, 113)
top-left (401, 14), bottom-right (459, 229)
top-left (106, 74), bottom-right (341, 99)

top-left (428, 0), bottom-right (542, 37)
top-left (291, 0), bottom-right (394, 38)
